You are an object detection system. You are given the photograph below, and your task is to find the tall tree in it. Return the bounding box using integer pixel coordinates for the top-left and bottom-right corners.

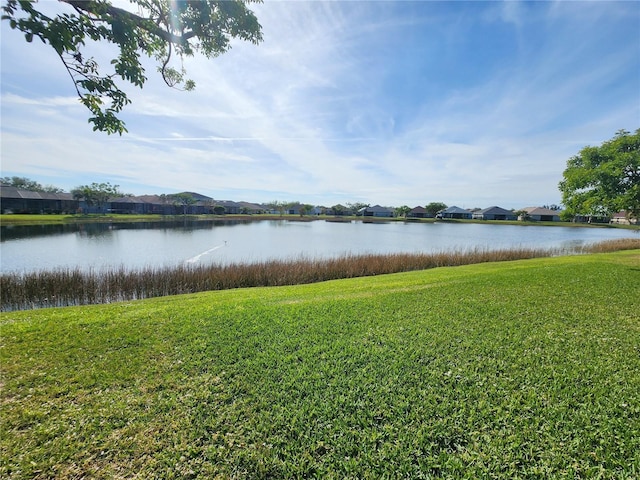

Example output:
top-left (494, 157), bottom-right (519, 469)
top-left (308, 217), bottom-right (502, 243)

top-left (330, 204), bottom-right (346, 216)
top-left (168, 192), bottom-right (198, 215)
top-left (425, 202), bottom-right (447, 217)
top-left (2, 0), bottom-right (262, 134)
top-left (346, 202), bottom-right (369, 215)
top-left (267, 200), bottom-right (287, 216)
top-left (559, 129), bottom-right (640, 221)
top-left (71, 182), bottom-right (122, 213)
top-left (395, 205), bottom-right (411, 218)
top-left (1, 176), bottom-right (63, 193)
top-left (298, 204), bottom-right (314, 216)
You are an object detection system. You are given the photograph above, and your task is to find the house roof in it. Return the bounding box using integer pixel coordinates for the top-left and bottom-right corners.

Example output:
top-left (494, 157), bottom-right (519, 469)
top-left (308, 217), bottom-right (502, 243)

top-left (360, 204), bottom-right (394, 213)
top-left (522, 207), bottom-right (560, 216)
top-left (108, 196), bottom-right (145, 204)
top-left (179, 191), bottom-right (213, 201)
top-left (0, 185), bottom-right (74, 201)
top-left (237, 201), bottom-right (264, 210)
top-left (476, 206), bottom-right (513, 215)
top-left (440, 206), bottom-right (472, 214)
top-left (410, 206), bottom-right (427, 213)
top-left (216, 200), bottom-right (241, 207)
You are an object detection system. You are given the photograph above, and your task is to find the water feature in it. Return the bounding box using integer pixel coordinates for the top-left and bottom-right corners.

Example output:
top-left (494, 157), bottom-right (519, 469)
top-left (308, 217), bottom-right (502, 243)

top-left (1, 219), bottom-right (637, 274)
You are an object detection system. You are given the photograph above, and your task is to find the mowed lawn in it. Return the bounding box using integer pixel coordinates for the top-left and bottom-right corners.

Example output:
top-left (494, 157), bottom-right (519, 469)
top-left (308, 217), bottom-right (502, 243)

top-left (1, 251), bottom-right (639, 479)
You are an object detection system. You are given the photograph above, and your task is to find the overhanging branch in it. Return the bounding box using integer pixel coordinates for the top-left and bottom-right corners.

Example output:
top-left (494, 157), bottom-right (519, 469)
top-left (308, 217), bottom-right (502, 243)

top-left (60, 0), bottom-right (196, 46)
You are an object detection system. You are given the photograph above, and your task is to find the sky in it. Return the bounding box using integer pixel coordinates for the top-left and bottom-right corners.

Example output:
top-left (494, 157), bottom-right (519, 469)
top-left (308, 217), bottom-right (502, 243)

top-left (1, 0), bottom-right (639, 209)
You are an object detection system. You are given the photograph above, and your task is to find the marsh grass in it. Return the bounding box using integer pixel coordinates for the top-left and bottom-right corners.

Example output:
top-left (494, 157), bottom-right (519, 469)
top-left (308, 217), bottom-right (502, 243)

top-left (2, 238), bottom-right (639, 311)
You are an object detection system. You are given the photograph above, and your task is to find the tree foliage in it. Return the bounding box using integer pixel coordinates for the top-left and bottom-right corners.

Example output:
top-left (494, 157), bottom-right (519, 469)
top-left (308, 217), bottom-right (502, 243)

top-left (559, 129), bottom-right (640, 221)
top-left (71, 182), bottom-right (122, 211)
top-left (267, 200), bottom-right (293, 216)
top-left (395, 205), bottom-right (411, 218)
top-left (1, 176), bottom-right (63, 193)
top-left (298, 204), bottom-right (314, 216)
top-left (425, 202), bottom-right (447, 217)
top-left (330, 204), bottom-right (346, 216)
top-left (168, 192), bottom-right (197, 214)
top-left (347, 202), bottom-right (369, 215)
top-left (2, 0), bottom-right (262, 134)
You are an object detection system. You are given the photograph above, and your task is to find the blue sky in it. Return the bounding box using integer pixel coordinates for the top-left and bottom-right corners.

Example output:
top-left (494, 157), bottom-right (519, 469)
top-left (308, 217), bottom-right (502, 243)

top-left (1, 0), bottom-right (639, 209)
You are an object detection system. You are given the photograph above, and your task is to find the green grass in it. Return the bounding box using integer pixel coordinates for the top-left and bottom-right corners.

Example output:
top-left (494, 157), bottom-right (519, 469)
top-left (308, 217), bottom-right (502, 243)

top-left (2, 251), bottom-right (639, 478)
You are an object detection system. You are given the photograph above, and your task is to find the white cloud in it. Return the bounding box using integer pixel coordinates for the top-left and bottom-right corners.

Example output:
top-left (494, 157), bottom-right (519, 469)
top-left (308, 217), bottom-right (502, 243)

top-left (1, 93), bottom-right (78, 107)
top-left (1, 1), bottom-right (638, 208)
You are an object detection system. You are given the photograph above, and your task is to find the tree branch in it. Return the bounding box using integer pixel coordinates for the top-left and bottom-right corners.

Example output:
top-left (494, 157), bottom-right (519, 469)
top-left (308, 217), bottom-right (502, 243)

top-left (60, 0), bottom-right (195, 46)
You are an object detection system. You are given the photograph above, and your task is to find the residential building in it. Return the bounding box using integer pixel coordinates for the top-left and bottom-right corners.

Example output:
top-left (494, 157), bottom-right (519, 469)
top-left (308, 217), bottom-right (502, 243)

top-left (358, 205), bottom-right (394, 217)
top-left (472, 206), bottom-right (517, 221)
top-left (521, 207), bottom-right (562, 222)
top-left (408, 206), bottom-right (431, 218)
top-left (437, 206), bottom-right (472, 219)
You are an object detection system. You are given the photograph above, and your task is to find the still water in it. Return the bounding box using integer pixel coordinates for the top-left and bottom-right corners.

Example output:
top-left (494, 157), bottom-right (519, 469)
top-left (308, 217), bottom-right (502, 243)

top-left (1, 219), bottom-right (637, 274)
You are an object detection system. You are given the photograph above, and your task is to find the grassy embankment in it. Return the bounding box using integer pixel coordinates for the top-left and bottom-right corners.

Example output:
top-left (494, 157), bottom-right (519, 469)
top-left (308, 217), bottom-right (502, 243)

top-left (2, 249), bottom-right (639, 478)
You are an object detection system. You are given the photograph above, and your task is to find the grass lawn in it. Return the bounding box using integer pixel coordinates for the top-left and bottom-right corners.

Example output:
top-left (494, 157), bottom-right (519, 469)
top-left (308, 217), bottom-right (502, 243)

top-left (1, 251), bottom-right (639, 478)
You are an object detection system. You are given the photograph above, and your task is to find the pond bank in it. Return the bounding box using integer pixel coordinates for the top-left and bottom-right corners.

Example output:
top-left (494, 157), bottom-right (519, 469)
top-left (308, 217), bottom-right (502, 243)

top-left (2, 239), bottom-right (638, 311)
top-left (2, 213), bottom-right (638, 229)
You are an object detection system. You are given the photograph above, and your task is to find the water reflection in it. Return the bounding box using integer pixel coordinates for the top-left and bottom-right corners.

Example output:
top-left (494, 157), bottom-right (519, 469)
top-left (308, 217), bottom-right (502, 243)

top-left (0, 219), bottom-right (253, 241)
top-left (1, 219), bottom-right (636, 274)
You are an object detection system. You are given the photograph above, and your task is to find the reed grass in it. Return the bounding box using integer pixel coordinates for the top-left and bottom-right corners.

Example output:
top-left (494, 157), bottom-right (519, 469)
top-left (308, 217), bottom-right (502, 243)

top-left (2, 238), bottom-right (638, 311)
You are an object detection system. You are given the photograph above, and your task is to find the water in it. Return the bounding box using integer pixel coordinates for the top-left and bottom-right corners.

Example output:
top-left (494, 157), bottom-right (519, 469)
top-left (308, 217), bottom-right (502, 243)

top-left (1, 219), bottom-right (637, 274)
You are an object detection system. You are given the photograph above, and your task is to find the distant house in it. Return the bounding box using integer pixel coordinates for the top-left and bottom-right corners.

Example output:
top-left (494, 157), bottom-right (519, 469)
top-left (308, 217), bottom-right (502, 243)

top-left (237, 202), bottom-right (266, 214)
top-left (472, 206), bottom-right (517, 221)
top-left (610, 210), bottom-right (637, 225)
top-left (182, 191), bottom-right (213, 203)
top-left (359, 205), bottom-right (394, 217)
top-left (521, 207), bottom-right (562, 222)
top-left (286, 203), bottom-right (303, 215)
top-left (136, 195), bottom-right (176, 215)
top-left (437, 206), bottom-right (472, 219)
top-left (280, 203), bottom-right (319, 216)
top-left (117, 192), bottom-right (216, 215)
top-left (574, 214), bottom-right (611, 224)
top-left (0, 185), bottom-right (77, 214)
top-left (216, 200), bottom-right (241, 215)
top-left (108, 196), bottom-right (150, 214)
top-left (408, 206), bottom-right (430, 218)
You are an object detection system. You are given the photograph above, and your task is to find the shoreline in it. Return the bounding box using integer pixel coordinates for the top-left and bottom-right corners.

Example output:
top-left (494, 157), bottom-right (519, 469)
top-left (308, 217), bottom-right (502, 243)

top-left (2, 239), bottom-right (638, 312)
top-left (1, 213), bottom-right (637, 229)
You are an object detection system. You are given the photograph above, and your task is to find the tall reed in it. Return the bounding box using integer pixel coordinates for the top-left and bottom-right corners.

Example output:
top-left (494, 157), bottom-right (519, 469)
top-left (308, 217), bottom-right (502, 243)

top-left (2, 239), bottom-right (638, 311)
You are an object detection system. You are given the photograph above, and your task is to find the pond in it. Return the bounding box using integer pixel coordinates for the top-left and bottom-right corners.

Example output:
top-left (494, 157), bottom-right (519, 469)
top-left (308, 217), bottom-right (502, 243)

top-left (1, 219), bottom-right (637, 274)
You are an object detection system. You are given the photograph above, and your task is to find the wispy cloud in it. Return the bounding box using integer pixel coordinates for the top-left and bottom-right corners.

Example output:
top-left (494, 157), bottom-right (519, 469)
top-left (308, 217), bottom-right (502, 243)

top-left (1, 93), bottom-right (78, 107)
top-left (1, 1), bottom-right (638, 207)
